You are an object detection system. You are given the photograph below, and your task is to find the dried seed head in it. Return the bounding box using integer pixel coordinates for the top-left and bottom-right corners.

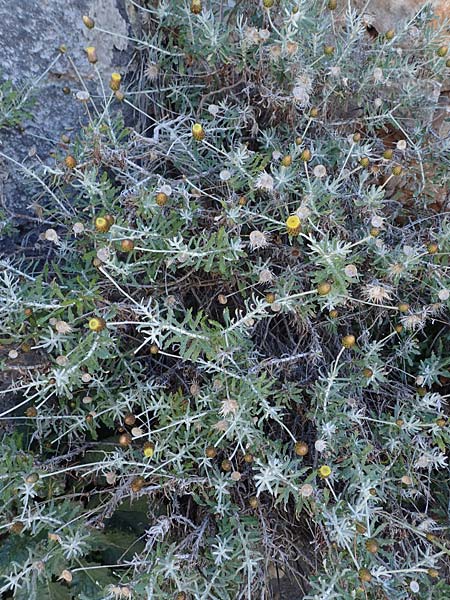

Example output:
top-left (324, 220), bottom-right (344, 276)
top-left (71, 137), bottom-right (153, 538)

top-left (313, 164), bottom-right (327, 178)
top-left (259, 269), bottom-right (274, 284)
top-left (121, 239), bottom-right (134, 252)
top-left (64, 155), bottom-right (77, 169)
top-left (221, 459), bottom-right (232, 472)
top-left (55, 320), bottom-right (72, 334)
top-left (205, 446), bottom-right (217, 458)
top-left (300, 483), bottom-right (314, 497)
top-left (220, 398), bottom-right (239, 416)
top-left (362, 283), bottom-right (392, 304)
top-left (249, 496), bottom-right (258, 508)
top-left (10, 521), bottom-right (25, 534)
top-left (344, 264), bottom-right (358, 278)
top-left (124, 413), bottom-right (136, 426)
top-left (130, 476), bottom-right (145, 492)
top-left (59, 569), bottom-right (73, 583)
top-left (25, 473), bottom-right (40, 484)
top-left (119, 433), bottom-right (132, 447)
top-left (255, 171), bottom-right (274, 191)
top-left (355, 522), bottom-right (366, 534)
top-left (249, 230), bottom-right (269, 250)
top-left (44, 228), bottom-right (59, 243)
top-left (295, 441), bottom-right (309, 456)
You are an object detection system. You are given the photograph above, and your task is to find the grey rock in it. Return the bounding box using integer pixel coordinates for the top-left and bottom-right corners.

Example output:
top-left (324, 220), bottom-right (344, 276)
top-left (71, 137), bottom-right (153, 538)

top-left (0, 0), bottom-right (133, 219)
top-left (351, 0), bottom-right (447, 34)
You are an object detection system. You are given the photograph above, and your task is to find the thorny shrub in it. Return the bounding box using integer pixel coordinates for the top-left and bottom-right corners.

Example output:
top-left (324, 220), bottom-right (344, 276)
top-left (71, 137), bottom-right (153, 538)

top-left (0, 1), bottom-right (450, 598)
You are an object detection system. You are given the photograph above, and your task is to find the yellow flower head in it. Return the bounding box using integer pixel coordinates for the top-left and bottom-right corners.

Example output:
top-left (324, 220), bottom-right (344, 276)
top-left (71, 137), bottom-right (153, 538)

top-left (192, 123), bottom-right (205, 141)
top-left (143, 442), bottom-right (155, 458)
top-left (286, 215), bottom-right (301, 236)
top-left (89, 317), bottom-right (106, 333)
top-left (109, 72), bottom-right (122, 91)
top-left (318, 465), bottom-right (332, 478)
top-left (94, 216), bottom-right (111, 233)
top-left (85, 46), bottom-right (98, 64)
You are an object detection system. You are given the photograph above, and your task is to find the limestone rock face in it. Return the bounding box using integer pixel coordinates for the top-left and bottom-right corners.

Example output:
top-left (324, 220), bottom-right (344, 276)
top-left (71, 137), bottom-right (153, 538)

top-left (351, 0), bottom-right (449, 34)
top-left (350, 0), bottom-right (449, 138)
top-left (0, 0), bottom-right (448, 222)
top-left (0, 0), bottom-right (133, 218)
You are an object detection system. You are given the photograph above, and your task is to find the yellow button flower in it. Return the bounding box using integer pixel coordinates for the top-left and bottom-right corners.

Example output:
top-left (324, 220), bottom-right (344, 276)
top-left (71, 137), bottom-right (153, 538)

top-left (286, 215), bottom-right (301, 236)
top-left (191, 123), bottom-right (205, 141)
top-left (109, 72), bottom-right (121, 91)
top-left (94, 216), bottom-right (110, 233)
top-left (88, 317), bottom-right (106, 333)
top-left (318, 465), bottom-right (332, 478)
top-left (85, 46), bottom-right (98, 64)
top-left (143, 442), bottom-right (155, 458)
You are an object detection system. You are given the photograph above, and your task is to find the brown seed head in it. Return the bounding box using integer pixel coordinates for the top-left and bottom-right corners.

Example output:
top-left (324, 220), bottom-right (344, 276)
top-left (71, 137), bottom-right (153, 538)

top-left (121, 239), bottom-right (134, 252)
top-left (119, 433), bottom-right (132, 447)
top-left (342, 334), bottom-right (356, 349)
top-left (124, 413), bottom-right (136, 426)
top-left (294, 441), bottom-right (309, 456)
top-left (205, 446), bottom-right (217, 458)
top-left (64, 155), bottom-right (77, 169)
